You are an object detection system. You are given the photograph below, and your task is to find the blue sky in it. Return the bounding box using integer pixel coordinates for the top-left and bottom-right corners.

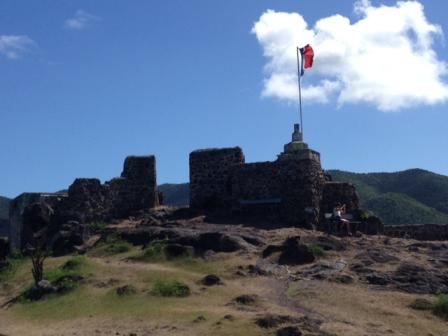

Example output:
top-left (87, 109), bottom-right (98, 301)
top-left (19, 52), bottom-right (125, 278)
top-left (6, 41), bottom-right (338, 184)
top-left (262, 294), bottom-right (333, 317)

top-left (1, 0), bottom-right (447, 198)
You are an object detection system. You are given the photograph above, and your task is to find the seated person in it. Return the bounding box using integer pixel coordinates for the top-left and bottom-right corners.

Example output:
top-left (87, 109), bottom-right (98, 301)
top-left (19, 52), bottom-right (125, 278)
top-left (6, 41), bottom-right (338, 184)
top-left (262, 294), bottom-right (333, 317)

top-left (332, 203), bottom-right (352, 236)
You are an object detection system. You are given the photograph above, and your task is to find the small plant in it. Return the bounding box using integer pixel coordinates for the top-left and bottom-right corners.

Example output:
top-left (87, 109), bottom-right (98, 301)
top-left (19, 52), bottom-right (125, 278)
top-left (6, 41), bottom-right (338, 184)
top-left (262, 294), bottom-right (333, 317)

top-left (130, 240), bottom-right (166, 261)
top-left (88, 222), bottom-right (107, 233)
top-left (28, 246), bottom-right (48, 286)
top-left (433, 294), bottom-right (448, 320)
top-left (309, 244), bottom-right (326, 257)
top-left (151, 279), bottom-right (190, 297)
top-left (103, 234), bottom-right (132, 254)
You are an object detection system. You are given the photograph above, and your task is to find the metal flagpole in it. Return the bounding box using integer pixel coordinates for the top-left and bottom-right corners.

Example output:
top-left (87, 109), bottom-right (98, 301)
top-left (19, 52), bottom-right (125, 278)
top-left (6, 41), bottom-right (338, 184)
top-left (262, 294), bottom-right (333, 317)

top-left (296, 46), bottom-right (303, 138)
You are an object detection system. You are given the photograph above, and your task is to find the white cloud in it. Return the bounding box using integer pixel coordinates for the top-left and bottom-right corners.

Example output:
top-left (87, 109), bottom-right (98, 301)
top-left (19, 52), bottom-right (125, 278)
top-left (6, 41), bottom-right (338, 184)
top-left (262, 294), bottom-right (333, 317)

top-left (252, 1), bottom-right (448, 111)
top-left (64, 10), bottom-right (100, 31)
top-left (0, 35), bottom-right (35, 59)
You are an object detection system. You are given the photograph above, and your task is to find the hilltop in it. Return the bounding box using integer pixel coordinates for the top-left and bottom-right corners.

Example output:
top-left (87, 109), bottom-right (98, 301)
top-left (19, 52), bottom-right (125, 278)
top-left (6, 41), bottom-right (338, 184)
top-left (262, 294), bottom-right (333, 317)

top-left (1, 211), bottom-right (447, 336)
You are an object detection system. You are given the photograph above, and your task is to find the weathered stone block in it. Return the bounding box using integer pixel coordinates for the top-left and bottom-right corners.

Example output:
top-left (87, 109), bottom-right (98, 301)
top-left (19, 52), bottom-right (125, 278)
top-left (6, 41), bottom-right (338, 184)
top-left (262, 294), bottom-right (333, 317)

top-left (189, 147), bottom-right (244, 211)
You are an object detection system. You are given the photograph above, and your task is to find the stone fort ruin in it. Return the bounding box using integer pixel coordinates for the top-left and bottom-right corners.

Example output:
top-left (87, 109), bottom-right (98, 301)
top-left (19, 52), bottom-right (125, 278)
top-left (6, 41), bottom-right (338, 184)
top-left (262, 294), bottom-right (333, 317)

top-left (190, 124), bottom-right (361, 227)
top-left (2, 124), bottom-right (383, 255)
top-left (8, 155), bottom-right (159, 252)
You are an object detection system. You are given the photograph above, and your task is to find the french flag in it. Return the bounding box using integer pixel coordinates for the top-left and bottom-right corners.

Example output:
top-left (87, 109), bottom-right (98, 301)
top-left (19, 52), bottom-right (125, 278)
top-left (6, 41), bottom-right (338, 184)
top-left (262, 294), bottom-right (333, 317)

top-left (299, 44), bottom-right (314, 76)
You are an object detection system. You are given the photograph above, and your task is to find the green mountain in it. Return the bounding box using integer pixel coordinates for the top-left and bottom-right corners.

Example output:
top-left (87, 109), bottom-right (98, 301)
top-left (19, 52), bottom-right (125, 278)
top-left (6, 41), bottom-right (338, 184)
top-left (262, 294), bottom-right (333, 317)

top-left (328, 169), bottom-right (448, 225)
top-left (158, 183), bottom-right (189, 206)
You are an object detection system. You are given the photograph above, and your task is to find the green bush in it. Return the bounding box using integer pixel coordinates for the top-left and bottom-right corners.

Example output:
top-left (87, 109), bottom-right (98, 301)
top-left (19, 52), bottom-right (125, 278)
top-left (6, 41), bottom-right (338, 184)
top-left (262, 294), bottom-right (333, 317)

top-left (105, 241), bottom-right (132, 254)
top-left (130, 240), bottom-right (166, 262)
top-left (44, 256), bottom-right (88, 291)
top-left (102, 234), bottom-right (132, 254)
top-left (88, 222), bottom-right (107, 232)
top-left (433, 295), bottom-right (448, 320)
top-left (151, 279), bottom-right (190, 297)
top-left (309, 245), bottom-right (326, 257)
top-left (62, 256), bottom-right (86, 270)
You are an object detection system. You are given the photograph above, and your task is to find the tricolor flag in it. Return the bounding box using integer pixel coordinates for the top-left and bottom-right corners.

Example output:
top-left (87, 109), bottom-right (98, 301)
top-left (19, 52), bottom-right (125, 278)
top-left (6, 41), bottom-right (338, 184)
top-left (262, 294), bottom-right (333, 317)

top-left (299, 44), bottom-right (314, 76)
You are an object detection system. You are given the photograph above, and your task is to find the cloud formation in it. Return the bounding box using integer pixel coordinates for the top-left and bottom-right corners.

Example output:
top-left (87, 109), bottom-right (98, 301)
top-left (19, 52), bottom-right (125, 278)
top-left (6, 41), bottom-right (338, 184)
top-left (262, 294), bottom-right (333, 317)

top-left (64, 10), bottom-right (100, 31)
top-left (0, 35), bottom-right (35, 59)
top-left (252, 0), bottom-right (448, 111)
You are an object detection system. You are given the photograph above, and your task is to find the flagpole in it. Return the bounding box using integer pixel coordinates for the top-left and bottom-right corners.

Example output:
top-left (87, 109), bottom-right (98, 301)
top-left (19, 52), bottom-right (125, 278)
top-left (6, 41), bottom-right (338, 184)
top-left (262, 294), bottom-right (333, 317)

top-left (296, 46), bottom-right (303, 138)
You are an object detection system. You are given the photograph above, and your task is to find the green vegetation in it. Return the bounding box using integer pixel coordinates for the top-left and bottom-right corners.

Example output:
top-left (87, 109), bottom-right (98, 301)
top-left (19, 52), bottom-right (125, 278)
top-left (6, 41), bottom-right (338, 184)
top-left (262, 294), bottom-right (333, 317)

top-left (90, 234), bottom-right (133, 255)
top-left (0, 253), bottom-right (26, 282)
top-left (309, 244), bottom-right (326, 258)
top-left (151, 279), bottom-right (190, 297)
top-left (88, 221), bottom-right (108, 233)
top-left (328, 169), bottom-right (448, 225)
top-left (433, 294), bottom-right (448, 320)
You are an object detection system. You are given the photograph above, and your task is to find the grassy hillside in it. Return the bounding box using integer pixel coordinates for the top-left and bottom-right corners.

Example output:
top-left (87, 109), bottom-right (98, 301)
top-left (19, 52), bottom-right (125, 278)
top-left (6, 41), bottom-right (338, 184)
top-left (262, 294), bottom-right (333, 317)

top-left (328, 169), bottom-right (448, 225)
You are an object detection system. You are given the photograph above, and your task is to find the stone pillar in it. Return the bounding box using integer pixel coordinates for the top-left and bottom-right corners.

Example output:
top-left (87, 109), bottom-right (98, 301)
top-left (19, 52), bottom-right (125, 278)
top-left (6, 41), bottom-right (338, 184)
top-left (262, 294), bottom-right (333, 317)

top-left (189, 147), bottom-right (245, 211)
top-left (110, 155), bottom-right (159, 217)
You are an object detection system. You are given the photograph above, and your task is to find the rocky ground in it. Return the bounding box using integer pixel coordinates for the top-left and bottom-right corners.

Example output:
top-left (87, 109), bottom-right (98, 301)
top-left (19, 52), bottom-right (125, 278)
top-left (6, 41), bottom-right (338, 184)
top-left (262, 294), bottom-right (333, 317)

top-left (1, 207), bottom-right (447, 336)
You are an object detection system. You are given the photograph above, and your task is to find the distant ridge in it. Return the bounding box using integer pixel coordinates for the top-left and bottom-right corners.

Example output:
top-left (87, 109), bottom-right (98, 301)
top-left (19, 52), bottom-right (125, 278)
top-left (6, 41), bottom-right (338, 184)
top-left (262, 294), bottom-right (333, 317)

top-left (328, 169), bottom-right (448, 225)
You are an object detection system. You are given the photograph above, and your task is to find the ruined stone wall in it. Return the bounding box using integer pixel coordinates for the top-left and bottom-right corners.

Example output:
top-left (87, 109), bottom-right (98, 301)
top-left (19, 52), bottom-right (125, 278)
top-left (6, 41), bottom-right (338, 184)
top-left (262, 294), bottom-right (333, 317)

top-left (113, 155), bottom-right (159, 216)
top-left (9, 193), bottom-right (66, 251)
top-left (230, 157), bottom-right (325, 225)
top-left (189, 147), bottom-right (245, 211)
top-left (57, 155), bottom-right (159, 222)
top-left (230, 161), bottom-right (283, 220)
top-left (9, 155), bottom-right (159, 251)
top-left (384, 224), bottom-right (448, 241)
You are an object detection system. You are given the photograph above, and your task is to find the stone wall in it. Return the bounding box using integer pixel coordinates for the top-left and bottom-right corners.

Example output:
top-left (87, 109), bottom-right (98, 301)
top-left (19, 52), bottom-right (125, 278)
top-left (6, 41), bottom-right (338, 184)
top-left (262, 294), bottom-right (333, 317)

top-left (190, 147), bottom-right (245, 211)
top-left (384, 224), bottom-right (448, 241)
top-left (9, 155), bottom-right (159, 252)
top-left (9, 193), bottom-right (66, 251)
top-left (320, 182), bottom-right (360, 214)
top-left (190, 146), bottom-right (326, 226)
top-left (56, 155), bottom-right (159, 222)
top-left (113, 155), bottom-right (159, 217)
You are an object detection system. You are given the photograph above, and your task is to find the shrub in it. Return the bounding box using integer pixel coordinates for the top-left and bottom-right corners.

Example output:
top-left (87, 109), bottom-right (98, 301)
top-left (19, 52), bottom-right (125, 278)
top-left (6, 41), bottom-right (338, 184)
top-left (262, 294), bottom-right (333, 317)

top-left (151, 279), bottom-right (190, 297)
top-left (409, 298), bottom-right (433, 311)
top-left (62, 256), bottom-right (86, 270)
top-left (103, 235), bottom-right (132, 254)
top-left (88, 222), bottom-right (107, 233)
top-left (433, 294), bottom-right (448, 320)
top-left (130, 240), bottom-right (166, 262)
top-left (105, 241), bottom-right (131, 254)
top-left (309, 245), bottom-right (326, 257)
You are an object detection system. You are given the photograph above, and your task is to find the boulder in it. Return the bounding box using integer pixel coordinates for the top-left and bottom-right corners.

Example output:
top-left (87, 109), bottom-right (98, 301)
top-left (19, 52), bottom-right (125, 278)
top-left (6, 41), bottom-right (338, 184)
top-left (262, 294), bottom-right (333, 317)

top-left (116, 285), bottom-right (137, 296)
top-left (201, 274), bottom-right (223, 286)
top-left (276, 326), bottom-right (302, 336)
top-left (278, 238), bottom-right (315, 265)
top-left (163, 244), bottom-right (194, 258)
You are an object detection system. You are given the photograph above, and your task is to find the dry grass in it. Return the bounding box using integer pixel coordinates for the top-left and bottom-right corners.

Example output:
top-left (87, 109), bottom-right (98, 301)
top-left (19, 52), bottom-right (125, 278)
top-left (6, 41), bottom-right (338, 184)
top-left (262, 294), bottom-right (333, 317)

top-left (288, 280), bottom-right (448, 336)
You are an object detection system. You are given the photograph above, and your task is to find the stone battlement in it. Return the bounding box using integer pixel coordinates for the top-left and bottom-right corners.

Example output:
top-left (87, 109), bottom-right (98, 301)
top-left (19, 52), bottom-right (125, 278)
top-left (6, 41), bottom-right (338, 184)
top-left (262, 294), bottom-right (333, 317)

top-left (189, 141), bottom-right (363, 228)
